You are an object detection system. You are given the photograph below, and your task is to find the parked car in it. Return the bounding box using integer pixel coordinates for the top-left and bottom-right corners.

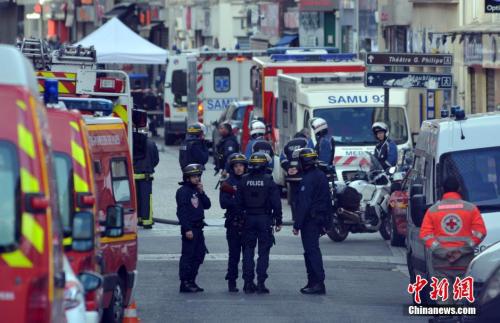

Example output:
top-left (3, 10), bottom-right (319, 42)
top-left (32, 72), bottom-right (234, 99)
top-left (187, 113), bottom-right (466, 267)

top-left (211, 100), bottom-right (253, 149)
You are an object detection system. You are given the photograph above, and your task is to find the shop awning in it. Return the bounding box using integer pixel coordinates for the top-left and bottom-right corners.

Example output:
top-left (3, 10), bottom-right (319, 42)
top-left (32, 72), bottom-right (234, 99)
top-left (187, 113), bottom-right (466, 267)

top-left (275, 34), bottom-right (299, 47)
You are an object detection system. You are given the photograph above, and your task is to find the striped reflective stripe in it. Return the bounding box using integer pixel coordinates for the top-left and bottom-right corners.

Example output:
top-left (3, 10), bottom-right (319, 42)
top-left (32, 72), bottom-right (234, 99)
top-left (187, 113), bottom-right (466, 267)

top-left (430, 240), bottom-right (440, 250)
top-left (73, 173), bottom-right (89, 192)
top-left (37, 71), bottom-right (77, 94)
top-left (1, 250), bottom-right (33, 268)
top-left (16, 100), bottom-right (27, 111)
top-left (69, 121), bottom-right (80, 132)
top-left (472, 230), bottom-right (484, 240)
top-left (20, 168), bottom-right (40, 193)
top-left (18, 124), bottom-right (36, 159)
top-left (437, 236), bottom-right (473, 242)
top-left (422, 234), bottom-right (434, 241)
top-left (134, 173), bottom-right (147, 180)
top-left (63, 237), bottom-right (72, 247)
top-left (71, 140), bottom-right (86, 167)
top-left (22, 213), bottom-right (45, 253)
top-left (113, 105), bottom-right (128, 124)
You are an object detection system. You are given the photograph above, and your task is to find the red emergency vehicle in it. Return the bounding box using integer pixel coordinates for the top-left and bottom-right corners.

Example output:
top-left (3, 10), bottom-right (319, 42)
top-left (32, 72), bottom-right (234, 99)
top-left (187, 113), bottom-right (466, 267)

top-left (249, 49), bottom-right (365, 148)
top-left (0, 45), bottom-right (66, 322)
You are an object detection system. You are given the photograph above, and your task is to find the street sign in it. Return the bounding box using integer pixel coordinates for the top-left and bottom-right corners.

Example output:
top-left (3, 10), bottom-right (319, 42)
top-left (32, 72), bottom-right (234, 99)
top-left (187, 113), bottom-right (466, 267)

top-left (365, 53), bottom-right (453, 67)
top-left (365, 72), bottom-right (453, 89)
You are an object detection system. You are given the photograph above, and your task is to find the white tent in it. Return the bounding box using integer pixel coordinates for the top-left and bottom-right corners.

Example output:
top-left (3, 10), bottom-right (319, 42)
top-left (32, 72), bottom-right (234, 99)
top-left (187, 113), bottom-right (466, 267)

top-left (76, 17), bottom-right (167, 64)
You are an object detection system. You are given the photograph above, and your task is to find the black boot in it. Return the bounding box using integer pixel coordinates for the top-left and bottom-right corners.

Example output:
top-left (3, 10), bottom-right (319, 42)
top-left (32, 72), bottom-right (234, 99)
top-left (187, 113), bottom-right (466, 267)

top-left (179, 281), bottom-right (198, 293)
top-left (243, 281), bottom-right (257, 294)
top-left (300, 280), bottom-right (313, 293)
top-left (300, 282), bottom-right (326, 295)
top-left (257, 282), bottom-right (270, 294)
top-left (228, 280), bottom-right (239, 293)
top-left (189, 281), bottom-right (204, 292)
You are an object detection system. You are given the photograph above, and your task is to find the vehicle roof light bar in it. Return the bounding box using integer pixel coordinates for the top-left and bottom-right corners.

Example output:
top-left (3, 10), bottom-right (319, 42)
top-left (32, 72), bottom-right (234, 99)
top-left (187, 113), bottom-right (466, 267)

top-left (266, 47), bottom-right (339, 55)
top-left (270, 53), bottom-right (357, 62)
top-left (59, 97), bottom-right (114, 116)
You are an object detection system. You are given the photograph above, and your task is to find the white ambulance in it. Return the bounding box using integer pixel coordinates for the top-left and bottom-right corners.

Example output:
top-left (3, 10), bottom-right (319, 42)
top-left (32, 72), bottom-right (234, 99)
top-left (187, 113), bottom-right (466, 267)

top-left (277, 73), bottom-right (412, 185)
top-left (163, 49), bottom-right (199, 145)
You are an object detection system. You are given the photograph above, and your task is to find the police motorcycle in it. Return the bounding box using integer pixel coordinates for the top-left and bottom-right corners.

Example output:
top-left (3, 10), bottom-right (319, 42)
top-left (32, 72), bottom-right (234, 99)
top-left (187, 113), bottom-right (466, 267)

top-left (327, 152), bottom-right (393, 242)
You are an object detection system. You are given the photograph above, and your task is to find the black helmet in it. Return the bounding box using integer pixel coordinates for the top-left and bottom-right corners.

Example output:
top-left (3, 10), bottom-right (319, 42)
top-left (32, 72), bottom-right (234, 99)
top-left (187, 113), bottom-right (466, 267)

top-left (186, 123), bottom-right (203, 137)
top-left (248, 152), bottom-right (269, 172)
top-left (228, 153), bottom-right (248, 170)
top-left (298, 148), bottom-right (318, 169)
top-left (182, 163), bottom-right (203, 178)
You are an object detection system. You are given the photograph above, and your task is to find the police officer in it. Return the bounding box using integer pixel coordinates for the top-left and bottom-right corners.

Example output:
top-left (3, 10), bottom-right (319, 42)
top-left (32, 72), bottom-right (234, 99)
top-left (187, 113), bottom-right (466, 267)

top-left (245, 120), bottom-right (274, 169)
top-left (372, 122), bottom-right (397, 171)
top-left (133, 131), bottom-right (159, 229)
top-left (219, 153), bottom-right (247, 292)
top-left (215, 122), bottom-right (240, 173)
top-left (236, 152), bottom-right (282, 294)
top-left (176, 164), bottom-right (211, 293)
top-left (420, 177), bottom-right (486, 306)
top-left (308, 117), bottom-right (335, 166)
top-left (179, 123), bottom-right (209, 169)
top-left (280, 130), bottom-right (309, 221)
top-left (293, 148), bottom-right (332, 295)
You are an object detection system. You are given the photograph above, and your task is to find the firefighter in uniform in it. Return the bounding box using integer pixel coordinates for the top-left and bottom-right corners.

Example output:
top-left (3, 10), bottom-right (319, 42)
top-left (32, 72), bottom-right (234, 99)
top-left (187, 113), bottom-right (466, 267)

top-left (179, 123), bottom-right (209, 169)
top-left (280, 131), bottom-right (309, 221)
top-left (245, 120), bottom-right (274, 169)
top-left (176, 164), bottom-right (211, 293)
top-left (293, 148), bottom-right (331, 295)
top-left (308, 117), bottom-right (335, 166)
top-left (372, 122), bottom-right (397, 171)
top-left (219, 153), bottom-right (247, 292)
top-left (133, 131), bottom-right (159, 229)
top-left (236, 152), bottom-right (282, 294)
top-left (420, 177), bottom-right (487, 307)
top-left (215, 122), bottom-right (240, 173)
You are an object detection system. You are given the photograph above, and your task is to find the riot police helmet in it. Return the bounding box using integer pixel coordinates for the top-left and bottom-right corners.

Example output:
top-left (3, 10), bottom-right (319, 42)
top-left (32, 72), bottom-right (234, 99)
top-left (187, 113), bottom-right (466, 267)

top-left (372, 122), bottom-right (389, 137)
top-left (310, 117), bottom-right (328, 137)
top-left (248, 152), bottom-right (269, 172)
top-left (182, 163), bottom-right (203, 180)
top-left (228, 153), bottom-right (248, 170)
top-left (298, 147), bottom-right (318, 169)
top-left (250, 120), bottom-right (266, 137)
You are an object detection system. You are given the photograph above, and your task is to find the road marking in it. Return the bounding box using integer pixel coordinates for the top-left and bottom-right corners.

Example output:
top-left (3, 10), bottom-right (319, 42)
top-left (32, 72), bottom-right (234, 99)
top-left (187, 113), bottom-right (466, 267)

top-left (138, 253), bottom-right (406, 265)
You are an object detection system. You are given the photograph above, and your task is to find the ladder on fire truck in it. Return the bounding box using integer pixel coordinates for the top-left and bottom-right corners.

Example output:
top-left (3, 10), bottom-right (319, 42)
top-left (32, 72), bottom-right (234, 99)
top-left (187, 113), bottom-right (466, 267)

top-left (18, 38), bottom-right (51, 70)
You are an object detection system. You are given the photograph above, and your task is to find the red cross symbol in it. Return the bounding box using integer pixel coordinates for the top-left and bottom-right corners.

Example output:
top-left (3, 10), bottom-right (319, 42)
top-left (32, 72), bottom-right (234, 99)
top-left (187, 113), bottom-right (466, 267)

top-left (446, 218), bottom-right (458, 230)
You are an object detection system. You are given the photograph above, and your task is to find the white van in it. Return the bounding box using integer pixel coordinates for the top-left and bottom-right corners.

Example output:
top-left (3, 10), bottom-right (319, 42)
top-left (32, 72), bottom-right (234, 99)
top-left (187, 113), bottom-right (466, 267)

top-left (406, 111), bottom-right (500, 300)
top-left (163, 50), bottom-right (198, 145)
top-left (276, 74), bottom-right (412, 185)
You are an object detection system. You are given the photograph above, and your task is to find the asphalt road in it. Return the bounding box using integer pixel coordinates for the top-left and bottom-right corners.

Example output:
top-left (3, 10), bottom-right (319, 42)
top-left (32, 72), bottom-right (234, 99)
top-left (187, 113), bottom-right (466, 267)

top-left (134, 140), bottom-right (426, 323)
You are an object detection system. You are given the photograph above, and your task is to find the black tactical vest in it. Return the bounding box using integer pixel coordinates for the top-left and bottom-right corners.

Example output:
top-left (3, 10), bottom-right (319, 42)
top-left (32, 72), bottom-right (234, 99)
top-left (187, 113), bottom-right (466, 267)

top-left (241, 173), bottom-right (271, 215)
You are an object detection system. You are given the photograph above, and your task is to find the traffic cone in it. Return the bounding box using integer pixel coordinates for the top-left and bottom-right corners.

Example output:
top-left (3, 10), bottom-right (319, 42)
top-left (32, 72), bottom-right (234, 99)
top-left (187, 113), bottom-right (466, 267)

top-left (123, 299), bottom-right (140, 323)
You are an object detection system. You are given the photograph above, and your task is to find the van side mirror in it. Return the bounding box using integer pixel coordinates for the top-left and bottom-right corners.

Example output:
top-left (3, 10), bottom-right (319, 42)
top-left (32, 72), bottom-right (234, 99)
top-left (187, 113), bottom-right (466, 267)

top-left (410, 194), bottom-right (427, 227)
top-left (78, 272), bottom-right (103, 293)
top-left (410, 184), bottom-right (423, 197)
top-left (105, 205), bottom-right (124, 237)
top-left (72, 211), bottom-right (95, 252)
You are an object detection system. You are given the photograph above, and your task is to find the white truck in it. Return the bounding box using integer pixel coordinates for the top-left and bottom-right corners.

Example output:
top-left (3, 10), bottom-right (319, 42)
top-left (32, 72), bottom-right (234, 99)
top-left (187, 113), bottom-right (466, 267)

top-left (276, 73), bottom-right (412, 185)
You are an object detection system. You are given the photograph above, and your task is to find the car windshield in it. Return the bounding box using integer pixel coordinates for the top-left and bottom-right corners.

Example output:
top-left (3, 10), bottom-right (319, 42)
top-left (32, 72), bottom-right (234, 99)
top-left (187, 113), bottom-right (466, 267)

top-left (54, 152), bottom-right (73, 235)
top-left (440, 147), bottom-right (500, 208)
top-left (313, 107), bottom-right (408, 146)
top-left (0, 142), bottom-right (19, 250)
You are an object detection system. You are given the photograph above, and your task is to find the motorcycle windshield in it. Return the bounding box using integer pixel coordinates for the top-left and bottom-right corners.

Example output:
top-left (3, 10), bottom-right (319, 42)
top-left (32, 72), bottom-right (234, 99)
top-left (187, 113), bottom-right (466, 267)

top-left (357, 152), bottom-right (384, 173)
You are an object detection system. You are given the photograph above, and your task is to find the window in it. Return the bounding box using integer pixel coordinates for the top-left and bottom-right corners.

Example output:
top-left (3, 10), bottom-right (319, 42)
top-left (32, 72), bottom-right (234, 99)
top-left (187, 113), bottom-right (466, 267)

top-left (439, 147), bottom-right (500, 208)
top-left (171, 70), bottom-right (187, 104)
top-left (53, 153), bottom-right (73, 235)
top-left (111, 159), bottom-right (131, 203)
top-left (304, 111), bottom-right (310, 129)
top-left (0, 142), bottom-right (20, 251)
top-left (282, 100), bottom-right (289, 128)
top-left (214, 68), bottom-right (231, 92)
top-left (313, 107), bottom-right (409, 146)
top-left (290, 102), bottom-right (295, 125)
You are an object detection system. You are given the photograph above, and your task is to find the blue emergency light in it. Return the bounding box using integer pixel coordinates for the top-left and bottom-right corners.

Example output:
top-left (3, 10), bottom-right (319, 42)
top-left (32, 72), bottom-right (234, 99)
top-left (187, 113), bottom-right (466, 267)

top-left (270, 53), bottom-right (356, 63)
top-left (59, 97), bottom-right (114, 116)
top-left (44, 79), bottom-right (59, 105)
top-left (441, 109), bottom-right (450, 118)
top-left (266, 47), bottom-right (339, 55)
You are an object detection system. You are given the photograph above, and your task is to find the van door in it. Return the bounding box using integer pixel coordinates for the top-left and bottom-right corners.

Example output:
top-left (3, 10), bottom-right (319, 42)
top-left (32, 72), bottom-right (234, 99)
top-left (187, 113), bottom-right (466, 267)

top-left (203, 62), bottom-right (238, 126)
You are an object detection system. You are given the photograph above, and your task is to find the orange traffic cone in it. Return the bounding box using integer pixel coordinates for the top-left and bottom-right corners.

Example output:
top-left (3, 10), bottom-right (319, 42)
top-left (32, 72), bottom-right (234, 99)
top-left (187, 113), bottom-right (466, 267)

top-left (123, 299), bottom-right (140, 323)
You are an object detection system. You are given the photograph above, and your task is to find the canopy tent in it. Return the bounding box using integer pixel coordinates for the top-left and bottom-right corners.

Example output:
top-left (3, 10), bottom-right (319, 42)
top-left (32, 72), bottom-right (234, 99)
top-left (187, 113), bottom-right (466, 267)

top-left (76, 17), bottom-right (167, 64)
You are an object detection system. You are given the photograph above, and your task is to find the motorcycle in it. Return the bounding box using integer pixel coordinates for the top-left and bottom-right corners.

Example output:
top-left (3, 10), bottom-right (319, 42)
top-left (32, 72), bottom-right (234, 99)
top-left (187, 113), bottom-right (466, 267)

top-left (327, 152), bottom-right (393, 242)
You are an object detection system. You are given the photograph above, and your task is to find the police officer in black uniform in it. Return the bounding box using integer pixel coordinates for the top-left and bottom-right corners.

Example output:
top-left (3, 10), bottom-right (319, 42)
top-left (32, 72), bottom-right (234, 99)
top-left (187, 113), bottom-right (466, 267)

top-left (215, 122), bottom-right (240, 173)
top-left (293, 148), bottom-right (332, 295)
top-left (219, 153), bottom-right (247, 292)
top-left (176, 164), bottom-right (211, 293)
top-left (280, 130), bottom-right (309, 221)
top-left (179, 123), bottom-right (209, 169)
top-left (236, 152), bottom-right (282, 294)
top-left (133, 133), bottom-right (159, 229)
